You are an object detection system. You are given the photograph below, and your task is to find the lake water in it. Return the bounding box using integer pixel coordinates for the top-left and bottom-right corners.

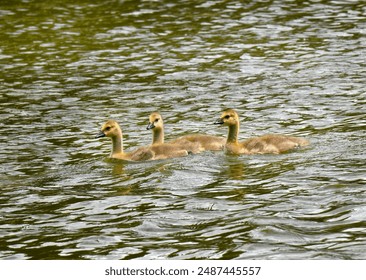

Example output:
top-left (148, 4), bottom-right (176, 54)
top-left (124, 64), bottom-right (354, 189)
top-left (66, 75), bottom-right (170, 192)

top-left (0, 0), bottom-right (365, 260)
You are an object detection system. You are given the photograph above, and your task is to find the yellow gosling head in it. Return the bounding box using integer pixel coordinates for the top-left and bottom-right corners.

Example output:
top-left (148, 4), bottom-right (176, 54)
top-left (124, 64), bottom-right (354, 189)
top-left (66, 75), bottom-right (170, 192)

top-left (146, 112), bottom-right (163, 130)
top-left (96, 120), bottom-right (121, 138)
top-left (214, 108), bottom-right (239, 127)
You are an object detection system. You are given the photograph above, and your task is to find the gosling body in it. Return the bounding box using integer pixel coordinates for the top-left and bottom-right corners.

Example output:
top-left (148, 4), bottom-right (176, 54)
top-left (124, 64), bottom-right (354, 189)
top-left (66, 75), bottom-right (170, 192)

top-left (215, 109), bottom-right (309, 155)
top-left (172, 134), bottom-right (226, 151)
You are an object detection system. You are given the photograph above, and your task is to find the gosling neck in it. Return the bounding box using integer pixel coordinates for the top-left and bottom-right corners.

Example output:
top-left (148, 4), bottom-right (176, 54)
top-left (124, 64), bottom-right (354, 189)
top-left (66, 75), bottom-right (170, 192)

top-left (227, 122), bottom-right (239, 144)
top-left (110, 131), bottom-right (123, 156)
top-left (152, 127), bottom-right (164, 144)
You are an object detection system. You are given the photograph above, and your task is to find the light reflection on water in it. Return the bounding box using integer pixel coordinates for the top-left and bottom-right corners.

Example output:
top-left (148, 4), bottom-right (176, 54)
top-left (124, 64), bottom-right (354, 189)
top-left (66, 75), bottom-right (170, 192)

top-left (0, 0), bottom-right (365, 259)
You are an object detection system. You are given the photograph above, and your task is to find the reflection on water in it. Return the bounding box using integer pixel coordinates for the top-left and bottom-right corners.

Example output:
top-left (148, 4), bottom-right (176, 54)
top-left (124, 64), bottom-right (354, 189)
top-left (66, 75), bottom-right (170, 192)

top-left (0, 0), bottom-right (365, 259)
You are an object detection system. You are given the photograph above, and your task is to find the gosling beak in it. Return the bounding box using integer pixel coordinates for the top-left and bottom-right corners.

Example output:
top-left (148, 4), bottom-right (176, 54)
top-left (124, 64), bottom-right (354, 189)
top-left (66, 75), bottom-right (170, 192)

top-left (214, 118), bottom-right (224, 125)
top-left (95, 131), bottom-right (106, 138)
top-left (146, 122), bottom-right (155, 130)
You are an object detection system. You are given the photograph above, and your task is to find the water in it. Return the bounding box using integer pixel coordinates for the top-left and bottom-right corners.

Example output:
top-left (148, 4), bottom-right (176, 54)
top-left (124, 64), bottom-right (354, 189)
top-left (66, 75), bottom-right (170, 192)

top-left (0, 0), bottom-right (365, 260)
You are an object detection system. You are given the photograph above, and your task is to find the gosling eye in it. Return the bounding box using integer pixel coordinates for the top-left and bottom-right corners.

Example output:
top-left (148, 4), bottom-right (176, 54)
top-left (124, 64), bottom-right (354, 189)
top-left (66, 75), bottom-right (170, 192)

top-left (105, 126), bottom-right (111, 131)
top-left (224, 115), bottom-right (230, 119)
top-left (155, 118), bottom-right (159, 123)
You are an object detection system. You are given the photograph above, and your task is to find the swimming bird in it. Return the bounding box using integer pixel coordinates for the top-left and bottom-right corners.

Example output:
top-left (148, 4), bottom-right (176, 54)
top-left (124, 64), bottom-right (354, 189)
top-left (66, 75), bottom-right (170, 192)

top-left (214, 109), bottom-right (309, 155)
top-left (146, 112), bottom-right (226, 152)
top-left (96, 120), bottom-right (189, 161)
top-left (146, 112), bottom-right (202, 154)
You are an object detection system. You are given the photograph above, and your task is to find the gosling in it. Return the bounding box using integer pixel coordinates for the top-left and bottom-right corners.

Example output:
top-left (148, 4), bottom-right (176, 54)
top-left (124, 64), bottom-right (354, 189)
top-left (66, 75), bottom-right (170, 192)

top-left (214, 109), bottom-right (309, 155)
top-left (147, 112), bottom-right (226, 152)
top-left (96, 120), bottom-right (189, 161)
